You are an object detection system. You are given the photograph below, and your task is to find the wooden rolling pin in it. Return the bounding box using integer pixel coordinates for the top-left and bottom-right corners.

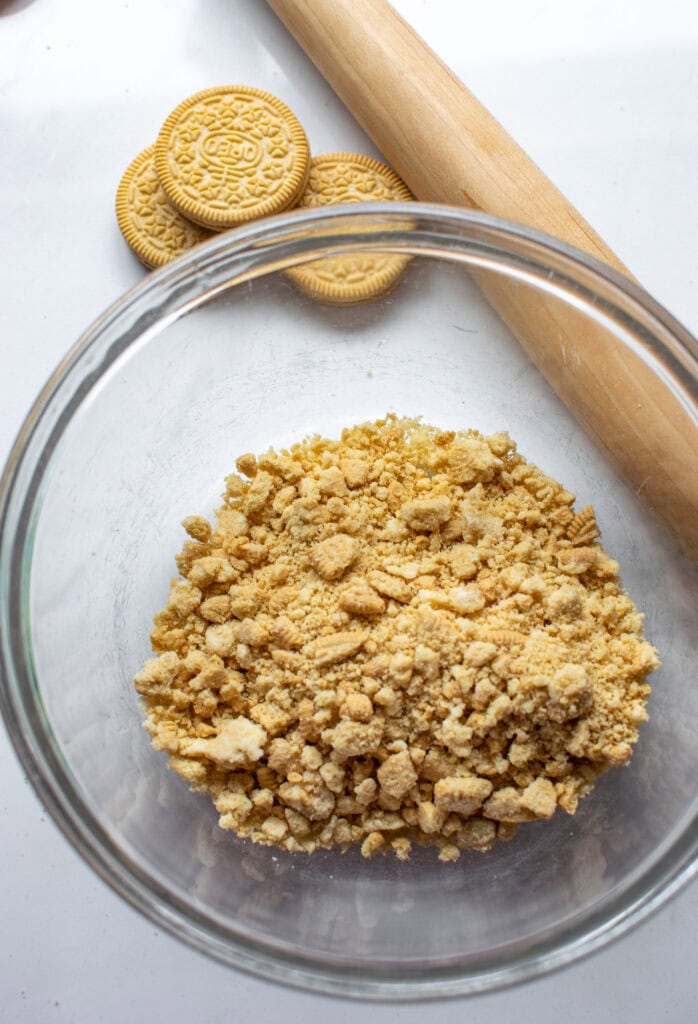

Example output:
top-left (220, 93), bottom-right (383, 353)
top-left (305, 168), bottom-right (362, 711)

top-left (266, 0), bottom-right (698, 560)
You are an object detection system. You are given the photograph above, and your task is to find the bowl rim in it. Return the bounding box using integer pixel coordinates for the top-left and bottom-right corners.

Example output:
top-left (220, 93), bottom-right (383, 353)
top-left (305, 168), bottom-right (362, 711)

top-left (0, 201), bottom-right (696, 1001)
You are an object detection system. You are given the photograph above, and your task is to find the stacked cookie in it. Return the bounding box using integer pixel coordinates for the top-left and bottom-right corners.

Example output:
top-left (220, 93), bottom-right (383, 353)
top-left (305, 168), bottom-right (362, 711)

top-left (116, 85), bottom-right (412, 303)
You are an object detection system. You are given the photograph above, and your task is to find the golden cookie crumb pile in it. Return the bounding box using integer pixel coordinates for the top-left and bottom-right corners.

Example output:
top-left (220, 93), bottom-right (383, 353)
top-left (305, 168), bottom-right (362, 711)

top-left (134, 416), bottom-right (659, 862)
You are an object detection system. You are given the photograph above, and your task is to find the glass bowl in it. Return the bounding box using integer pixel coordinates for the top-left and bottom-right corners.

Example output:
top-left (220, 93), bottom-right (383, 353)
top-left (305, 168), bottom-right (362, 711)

top-left (0, 203), bottom-right (696, 1001)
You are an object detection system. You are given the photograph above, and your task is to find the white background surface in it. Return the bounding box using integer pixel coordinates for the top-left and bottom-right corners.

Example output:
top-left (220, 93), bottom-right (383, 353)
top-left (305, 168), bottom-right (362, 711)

top-left (1, 0), bottom-right (696, 1019)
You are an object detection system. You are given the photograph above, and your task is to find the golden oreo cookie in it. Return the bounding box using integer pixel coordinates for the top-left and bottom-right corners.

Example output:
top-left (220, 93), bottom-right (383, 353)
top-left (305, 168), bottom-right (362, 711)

top-left (155, 85), bottom-right (310, 229)
top-left (116, 145), bottom-right (212, 269)
top-left (285, 153), bottom-right (413, 305)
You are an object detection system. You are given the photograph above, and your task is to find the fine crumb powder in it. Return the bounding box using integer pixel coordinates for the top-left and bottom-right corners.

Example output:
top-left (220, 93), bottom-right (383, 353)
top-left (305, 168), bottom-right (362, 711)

top-left (134, 416), bottom-right (659, 862)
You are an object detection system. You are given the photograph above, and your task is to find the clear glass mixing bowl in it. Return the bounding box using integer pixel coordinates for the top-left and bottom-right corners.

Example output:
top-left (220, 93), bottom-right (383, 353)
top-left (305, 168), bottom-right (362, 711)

top-left (0, 204), bottom-right (696, 1000)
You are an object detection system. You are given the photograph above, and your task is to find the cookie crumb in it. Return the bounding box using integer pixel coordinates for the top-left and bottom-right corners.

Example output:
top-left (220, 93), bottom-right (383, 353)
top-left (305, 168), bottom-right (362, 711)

top-left (135, 415), bottom-right (659, 859)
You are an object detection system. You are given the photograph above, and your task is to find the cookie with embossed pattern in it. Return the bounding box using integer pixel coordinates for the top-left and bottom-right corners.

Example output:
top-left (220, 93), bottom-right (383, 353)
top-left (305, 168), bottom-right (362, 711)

top-left (155, 85), bottom-right (310, 229)
top-left (116, 145), bottom-right (213, 269)
top-left (285, 152), bottom-right (413, 305)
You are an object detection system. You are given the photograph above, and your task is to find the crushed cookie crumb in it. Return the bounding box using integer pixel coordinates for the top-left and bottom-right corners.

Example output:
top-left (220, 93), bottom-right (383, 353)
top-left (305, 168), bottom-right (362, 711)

top-left (135, 415), bottom-right (659, 861)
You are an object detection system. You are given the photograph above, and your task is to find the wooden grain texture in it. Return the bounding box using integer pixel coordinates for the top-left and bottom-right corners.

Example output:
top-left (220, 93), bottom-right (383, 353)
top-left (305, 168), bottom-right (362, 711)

top-left (266, 0), bottom-right (698, 559)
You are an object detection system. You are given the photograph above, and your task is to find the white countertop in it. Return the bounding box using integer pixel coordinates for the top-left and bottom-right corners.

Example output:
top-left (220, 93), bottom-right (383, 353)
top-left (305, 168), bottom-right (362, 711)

top-left (1, 0), bottom-right (696, 1019)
